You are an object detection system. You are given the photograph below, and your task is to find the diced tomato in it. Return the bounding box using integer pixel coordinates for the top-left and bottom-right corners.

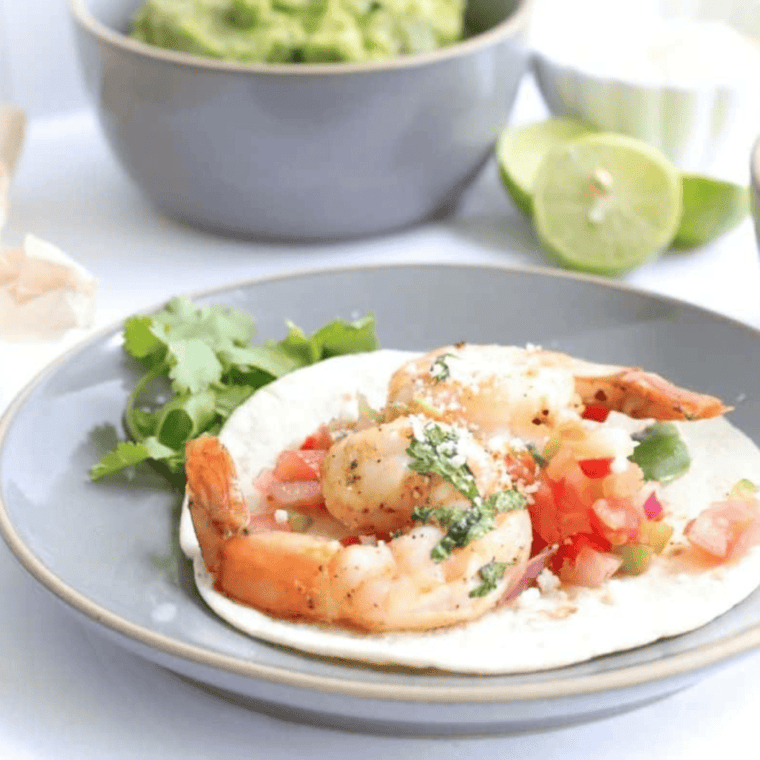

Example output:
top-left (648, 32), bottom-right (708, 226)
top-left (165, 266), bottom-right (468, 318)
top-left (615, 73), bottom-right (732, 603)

top-left (247, 512), bottom-right (290, 533)
top-left (582, 404), bottom-right (611, 422)
top-left (529, 476), bottom-right (594, 547)
top-left (253, 467), bottom-right (276, 495)
top-left (556, 545), bottom-right (622, 587)
top-left (340, 535), bottom-right (361, 547)
top-left (578, 458), bottom-right (614, 479)
top-left (269, 480), bottom-right (324, 510)
top-left (685, 498), bottom-right (760, 560)
top-left (273, 449), bottom-right (325, 482)
top-left (544, 446), bottom-right (577, 482)
top-left (505, 449), bottom-right (538, 485)
top-left (591, 496), bottom-right (642, 545)
top-left (530, 443), bottom-right (655, 582)
top-left (601, 462), bottom-right (644, 499)
top-left (300, 425), bottom-right (333, 450)
top-left (552, 531), bottom-right (612, 567)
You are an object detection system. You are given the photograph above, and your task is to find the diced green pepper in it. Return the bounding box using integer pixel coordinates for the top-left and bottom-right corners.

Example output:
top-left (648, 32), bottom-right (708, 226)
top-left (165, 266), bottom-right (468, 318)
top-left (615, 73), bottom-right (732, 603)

top-left (615, 543), bottom-right (653, 575)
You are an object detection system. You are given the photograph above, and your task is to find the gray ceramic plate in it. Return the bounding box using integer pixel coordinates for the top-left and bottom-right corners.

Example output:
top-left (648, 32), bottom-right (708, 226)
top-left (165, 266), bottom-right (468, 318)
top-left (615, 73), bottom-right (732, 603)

top-left (3, 263), bottom-right (760, 736)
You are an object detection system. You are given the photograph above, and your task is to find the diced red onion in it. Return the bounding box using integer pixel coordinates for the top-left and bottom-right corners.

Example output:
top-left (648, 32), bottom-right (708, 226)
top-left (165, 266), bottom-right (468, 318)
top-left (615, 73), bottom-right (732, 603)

top-left (500, 546), bottom-right (555, 605)
top-left (643, 492), bottom-right (663, 520)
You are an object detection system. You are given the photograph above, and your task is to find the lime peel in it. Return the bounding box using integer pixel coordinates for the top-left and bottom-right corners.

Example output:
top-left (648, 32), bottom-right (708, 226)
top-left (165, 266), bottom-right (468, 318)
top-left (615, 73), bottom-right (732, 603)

top-left (496, 117), bottom-right (594, 216)
top-left (673, 173), bottom-right (749, 249)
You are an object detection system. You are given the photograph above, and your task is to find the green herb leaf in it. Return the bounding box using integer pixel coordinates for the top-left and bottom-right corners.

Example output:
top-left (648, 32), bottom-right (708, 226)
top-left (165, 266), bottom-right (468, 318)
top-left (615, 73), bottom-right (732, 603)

top-left (629, 422), bottom-right (691, 484)
top-left (313, 314), bottom-right (380, 357)
top-left (470, 560), bottom-right (510, 597)
top-left (406, 422), bottom-right (479, 500)
top-left (123, 315), bottom-right (164, 359)
top-left (483, 489), bottom-right (527, 513)
top-left (155, 391), bottom-right (217, 450)
top-left (525, 442), bottom-right (546, 468)
top-left (220, 344), bottom-right (300, 377)
top-left (412, 488), bottom-right (526, 562)
top-left (275, 313), bottom-right (379, 365)
top-left (90, 438), bottom-right (177, 479)
top-left (429, 353), bottom-right (454, 382)
top-left (412, 504), bottom-right (468, 529)
top-left (408, 422), bottom-right (528, 561)
top-left (90, 299), bottom-right (379, 487)
top-left (213, 385), bottom-right (257, 418)
top-left (166, 338), bottom-right (223, 394)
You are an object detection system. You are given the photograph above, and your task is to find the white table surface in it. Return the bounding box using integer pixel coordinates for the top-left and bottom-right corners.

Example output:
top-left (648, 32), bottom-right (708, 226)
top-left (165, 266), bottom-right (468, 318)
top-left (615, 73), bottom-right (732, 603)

top-left (2, 75), bottom-right (760, 758)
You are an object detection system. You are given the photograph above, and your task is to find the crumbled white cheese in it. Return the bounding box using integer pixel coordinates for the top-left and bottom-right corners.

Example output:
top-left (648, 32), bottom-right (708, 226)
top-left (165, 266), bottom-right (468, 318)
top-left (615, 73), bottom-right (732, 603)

top-left (536, 568), bottom-right (561, 594)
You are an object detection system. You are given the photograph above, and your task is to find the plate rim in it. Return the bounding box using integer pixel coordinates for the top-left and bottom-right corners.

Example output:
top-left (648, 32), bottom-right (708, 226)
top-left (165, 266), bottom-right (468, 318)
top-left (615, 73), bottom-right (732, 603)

top-left (3, 260), bottom-right (760, 705)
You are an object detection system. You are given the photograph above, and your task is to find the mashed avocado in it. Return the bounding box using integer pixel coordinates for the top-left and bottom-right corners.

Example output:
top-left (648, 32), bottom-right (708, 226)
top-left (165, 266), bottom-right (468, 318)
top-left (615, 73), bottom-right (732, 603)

top-left (131, 0), bottom-right (468, 63)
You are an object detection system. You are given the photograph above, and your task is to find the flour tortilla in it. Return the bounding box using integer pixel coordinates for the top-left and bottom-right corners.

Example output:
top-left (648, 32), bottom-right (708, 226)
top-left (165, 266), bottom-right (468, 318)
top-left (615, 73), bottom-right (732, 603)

top-left (180, 350), bottom-right (760, 674)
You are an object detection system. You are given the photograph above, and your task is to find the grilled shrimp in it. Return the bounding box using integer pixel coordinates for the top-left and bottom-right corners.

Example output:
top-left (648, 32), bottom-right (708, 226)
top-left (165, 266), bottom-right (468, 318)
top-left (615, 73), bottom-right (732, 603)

top-left (386, 344), bottom-right (728, 442)
top-left (320, 415), bottom-right (514, 535)
top-left (185, 435), bottom-right (532, 632)
top-left (185, 343), bottom-right (728, 632)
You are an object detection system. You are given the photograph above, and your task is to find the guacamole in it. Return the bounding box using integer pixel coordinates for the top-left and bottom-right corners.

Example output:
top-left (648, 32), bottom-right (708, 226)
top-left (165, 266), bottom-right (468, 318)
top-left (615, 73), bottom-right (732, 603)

top-left (131, 0), bottom-right (468, 64)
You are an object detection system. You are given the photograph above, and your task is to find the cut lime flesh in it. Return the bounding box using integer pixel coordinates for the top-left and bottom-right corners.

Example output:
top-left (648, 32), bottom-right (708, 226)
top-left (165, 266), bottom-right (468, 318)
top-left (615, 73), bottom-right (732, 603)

top-left (673, 174), bottom-right (749, 248)
top-left (532, 134), bottom-right (682, 276)
top-left (496, 118), bottom-right (594, 216)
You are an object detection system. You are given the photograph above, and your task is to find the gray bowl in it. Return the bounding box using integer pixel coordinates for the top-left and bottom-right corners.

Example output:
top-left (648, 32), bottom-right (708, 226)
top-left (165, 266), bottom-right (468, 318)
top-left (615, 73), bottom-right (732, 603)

top-left (68, 0), bottom-right (531, 241)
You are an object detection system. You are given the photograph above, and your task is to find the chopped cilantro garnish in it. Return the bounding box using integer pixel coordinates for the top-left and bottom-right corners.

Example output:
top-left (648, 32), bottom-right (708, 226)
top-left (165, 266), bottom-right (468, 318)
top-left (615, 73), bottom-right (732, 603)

top-left (483, 489), bottom-right (527, 514)
top-left (412, 489), bottom-right (526, 561)
top-left (429, 353), bottom-right (455, 382)
top-left (470, 560), bottom-right (510, 598)
top-left (525, 442), bottom-right (546, 468)
top-left (407, 421), bottom-right (527, 560)
top-left (90, 298), bottom-right (379, 486)
top-left (406, 422), bottom-right (479, 500)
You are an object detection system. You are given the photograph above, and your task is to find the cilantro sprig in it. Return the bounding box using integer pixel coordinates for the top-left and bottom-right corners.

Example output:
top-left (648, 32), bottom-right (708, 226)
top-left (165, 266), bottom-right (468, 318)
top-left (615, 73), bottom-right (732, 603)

top-left (90, 298), bottom-right (378, 484)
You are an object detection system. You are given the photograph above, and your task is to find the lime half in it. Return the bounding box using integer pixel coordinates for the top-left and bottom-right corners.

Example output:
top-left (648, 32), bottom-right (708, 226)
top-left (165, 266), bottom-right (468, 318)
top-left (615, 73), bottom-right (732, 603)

top-left (673, 174), bottom-right (749, 249)
top-left (496, 118), bottom-right (593, 216)
top-left (532, 134), bottom-right (682, 276)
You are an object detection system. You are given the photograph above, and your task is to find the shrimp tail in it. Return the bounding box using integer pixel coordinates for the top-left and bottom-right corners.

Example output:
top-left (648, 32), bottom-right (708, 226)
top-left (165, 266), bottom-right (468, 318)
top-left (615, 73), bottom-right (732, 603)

top-left (185, 435), bottom-right (250, 572)
top-left (574, 367), bottom-right (731, 421)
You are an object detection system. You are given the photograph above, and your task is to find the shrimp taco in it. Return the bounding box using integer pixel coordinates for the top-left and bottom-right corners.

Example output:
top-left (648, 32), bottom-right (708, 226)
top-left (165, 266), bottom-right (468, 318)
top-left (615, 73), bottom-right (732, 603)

top-left (180, 345), bottom-right (760, 674)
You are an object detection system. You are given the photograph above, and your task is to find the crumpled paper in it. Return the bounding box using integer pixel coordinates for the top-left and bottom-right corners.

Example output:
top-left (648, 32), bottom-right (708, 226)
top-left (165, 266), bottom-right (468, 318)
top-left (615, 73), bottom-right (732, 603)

top-left (0, 234), bottom-right (97, 340)
top-left (0, 104), bottom-right (98, 341)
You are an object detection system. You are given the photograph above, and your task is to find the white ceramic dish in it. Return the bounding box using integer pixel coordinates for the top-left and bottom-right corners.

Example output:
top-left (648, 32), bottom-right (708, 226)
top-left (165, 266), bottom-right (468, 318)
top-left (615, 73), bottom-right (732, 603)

top-left (529, 0), bottom-right (760, 176)
top-left (2, 263), bottom-right (760, 736)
